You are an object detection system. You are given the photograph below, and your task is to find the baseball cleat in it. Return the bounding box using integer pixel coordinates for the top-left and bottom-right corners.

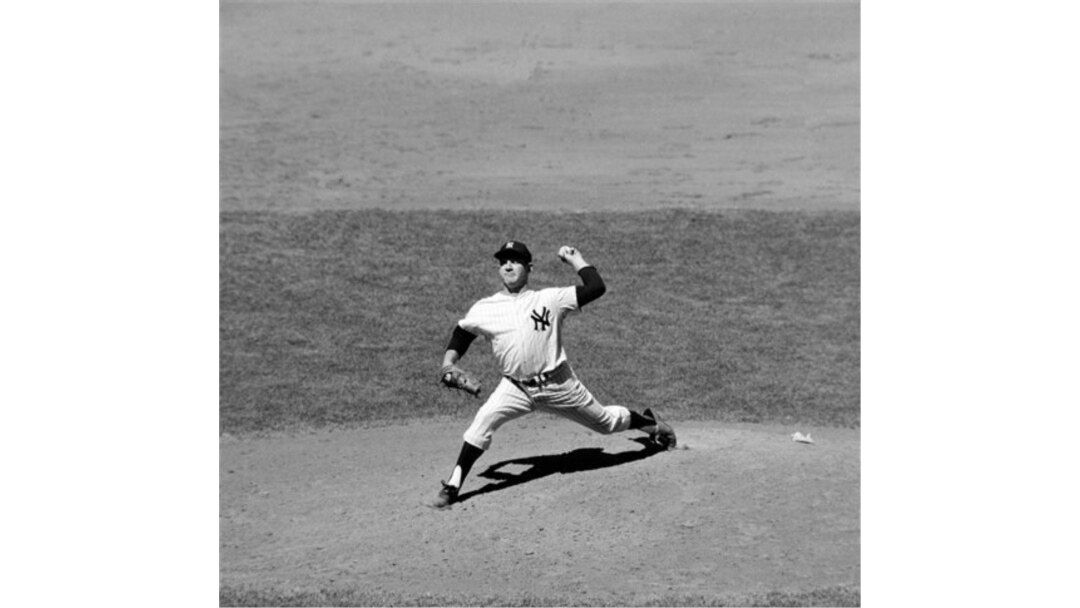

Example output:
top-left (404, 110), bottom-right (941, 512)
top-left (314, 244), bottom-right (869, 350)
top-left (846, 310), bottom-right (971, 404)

top-left (643, 408), bottom-right (677, 450)
top-left (429, 482), bottom-right (459, 509)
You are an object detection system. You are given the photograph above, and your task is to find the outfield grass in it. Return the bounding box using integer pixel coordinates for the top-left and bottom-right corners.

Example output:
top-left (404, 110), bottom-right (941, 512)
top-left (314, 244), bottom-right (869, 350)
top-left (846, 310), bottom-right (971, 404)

top-left (220, 209), bottom-right (858, 435)
top-left (218, 584), bottom-right (860, 607)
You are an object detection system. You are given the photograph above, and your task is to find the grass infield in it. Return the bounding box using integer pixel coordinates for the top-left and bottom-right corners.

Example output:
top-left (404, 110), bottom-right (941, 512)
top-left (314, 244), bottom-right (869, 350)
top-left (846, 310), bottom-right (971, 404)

top-left (220, 209), bottom-right (858, 435)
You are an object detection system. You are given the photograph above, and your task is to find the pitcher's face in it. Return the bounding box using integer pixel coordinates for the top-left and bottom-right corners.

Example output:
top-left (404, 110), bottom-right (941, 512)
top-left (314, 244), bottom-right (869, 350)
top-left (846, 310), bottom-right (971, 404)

top-left (499, 258), bottom-right (530, 292)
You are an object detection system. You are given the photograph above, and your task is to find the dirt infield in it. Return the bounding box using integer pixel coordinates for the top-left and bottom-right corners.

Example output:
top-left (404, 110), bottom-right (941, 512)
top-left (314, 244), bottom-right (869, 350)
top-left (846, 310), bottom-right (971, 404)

top-left (220, 419), bottom-right (858, 601)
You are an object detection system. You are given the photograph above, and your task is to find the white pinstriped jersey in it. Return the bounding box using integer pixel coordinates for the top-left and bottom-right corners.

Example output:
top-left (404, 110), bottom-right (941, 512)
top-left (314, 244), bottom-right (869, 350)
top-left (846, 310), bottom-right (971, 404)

top-left (458, 286), bottom-right (578, 380)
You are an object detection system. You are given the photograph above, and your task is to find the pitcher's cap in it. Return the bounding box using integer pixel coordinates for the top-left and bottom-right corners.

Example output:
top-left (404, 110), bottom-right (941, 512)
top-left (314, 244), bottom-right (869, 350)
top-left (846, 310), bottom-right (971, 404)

top-left (494, 240), bottom-right (532, 264)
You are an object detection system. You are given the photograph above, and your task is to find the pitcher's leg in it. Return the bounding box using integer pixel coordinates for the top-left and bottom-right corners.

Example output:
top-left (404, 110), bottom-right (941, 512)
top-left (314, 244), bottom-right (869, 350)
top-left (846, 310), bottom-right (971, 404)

top-left (540, 377), bottom-right (631, 434)
top-left (539, 377), bottom-right (676, 448)
top-left (431, 378), bottom-right (535, 509)
top-left (462, 377), bottom-right (534, 450)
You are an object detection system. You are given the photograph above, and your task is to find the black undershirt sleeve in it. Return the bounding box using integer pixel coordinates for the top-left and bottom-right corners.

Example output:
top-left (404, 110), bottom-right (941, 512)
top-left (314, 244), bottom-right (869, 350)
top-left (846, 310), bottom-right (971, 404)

top-left (575, 266), bottom-right (607, 308)
top-left (446, 325), bottom-right (478, 355)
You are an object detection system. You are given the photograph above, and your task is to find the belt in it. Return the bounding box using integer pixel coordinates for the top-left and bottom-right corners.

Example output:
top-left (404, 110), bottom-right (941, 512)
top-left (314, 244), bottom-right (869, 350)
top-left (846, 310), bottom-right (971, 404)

top-left (507, 362), bottom-right (570, 388)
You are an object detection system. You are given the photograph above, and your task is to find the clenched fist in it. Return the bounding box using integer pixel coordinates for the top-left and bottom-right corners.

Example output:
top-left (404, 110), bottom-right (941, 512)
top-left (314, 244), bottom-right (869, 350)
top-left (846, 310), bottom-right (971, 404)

top-left (558, 246), bottom-right (589, 271)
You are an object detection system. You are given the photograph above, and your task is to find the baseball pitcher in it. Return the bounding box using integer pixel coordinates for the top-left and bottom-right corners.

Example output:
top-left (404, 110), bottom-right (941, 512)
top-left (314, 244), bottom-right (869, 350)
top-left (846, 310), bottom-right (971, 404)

top-left (433, 240), bottom-right (676, 509)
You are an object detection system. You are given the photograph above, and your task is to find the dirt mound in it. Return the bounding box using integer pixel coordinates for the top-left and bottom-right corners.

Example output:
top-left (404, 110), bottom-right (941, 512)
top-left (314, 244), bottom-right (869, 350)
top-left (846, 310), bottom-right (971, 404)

top-left (220, 418), bottom-right (858, 601)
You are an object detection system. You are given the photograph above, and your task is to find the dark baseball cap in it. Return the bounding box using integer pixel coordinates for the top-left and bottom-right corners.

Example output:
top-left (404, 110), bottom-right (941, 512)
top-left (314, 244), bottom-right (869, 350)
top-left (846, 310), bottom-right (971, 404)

top-left (494, 240), bottom-right (532, 263)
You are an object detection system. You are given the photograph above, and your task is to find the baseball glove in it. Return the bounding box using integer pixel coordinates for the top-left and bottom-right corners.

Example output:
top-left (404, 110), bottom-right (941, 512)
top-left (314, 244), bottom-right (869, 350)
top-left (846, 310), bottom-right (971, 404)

top-left (440, 364), bottom-right (482, 398)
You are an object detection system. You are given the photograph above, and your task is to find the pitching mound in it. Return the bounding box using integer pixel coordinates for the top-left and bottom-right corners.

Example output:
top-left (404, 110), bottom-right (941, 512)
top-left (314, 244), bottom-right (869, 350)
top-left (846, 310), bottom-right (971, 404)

top-left (220, 418), bottom-right (859, 603)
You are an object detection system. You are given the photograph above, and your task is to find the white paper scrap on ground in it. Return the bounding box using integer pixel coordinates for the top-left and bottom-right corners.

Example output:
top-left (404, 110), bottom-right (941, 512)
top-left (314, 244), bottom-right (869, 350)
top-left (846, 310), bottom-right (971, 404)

top-left (792, 432), bottom-right (815, 444)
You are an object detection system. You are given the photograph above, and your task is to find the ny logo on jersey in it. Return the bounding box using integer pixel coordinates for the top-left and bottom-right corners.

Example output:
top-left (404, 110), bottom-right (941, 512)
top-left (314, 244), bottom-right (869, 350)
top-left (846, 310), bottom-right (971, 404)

top-left (530, 307), bottom-right (552, 331)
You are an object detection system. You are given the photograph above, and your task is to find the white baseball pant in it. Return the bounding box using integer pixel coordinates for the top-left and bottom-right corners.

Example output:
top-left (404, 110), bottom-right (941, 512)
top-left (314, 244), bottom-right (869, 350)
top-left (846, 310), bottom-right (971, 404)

top-left (462, 364), bottom-right (631, 450)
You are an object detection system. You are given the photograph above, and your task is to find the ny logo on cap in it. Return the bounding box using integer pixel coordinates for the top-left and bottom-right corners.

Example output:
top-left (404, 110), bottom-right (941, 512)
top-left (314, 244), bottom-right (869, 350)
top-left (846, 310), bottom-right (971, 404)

top-left (504, 242), bottom-right (515, 249)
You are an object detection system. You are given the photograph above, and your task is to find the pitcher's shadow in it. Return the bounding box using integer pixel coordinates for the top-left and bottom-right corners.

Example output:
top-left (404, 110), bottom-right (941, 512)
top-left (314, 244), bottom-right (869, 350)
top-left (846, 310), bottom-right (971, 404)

top-left (455, 437), bottom-right (664, 504)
